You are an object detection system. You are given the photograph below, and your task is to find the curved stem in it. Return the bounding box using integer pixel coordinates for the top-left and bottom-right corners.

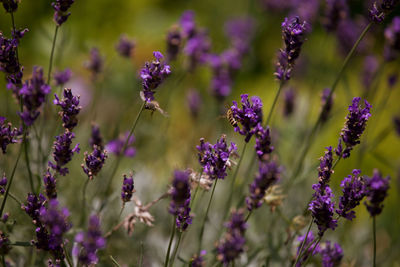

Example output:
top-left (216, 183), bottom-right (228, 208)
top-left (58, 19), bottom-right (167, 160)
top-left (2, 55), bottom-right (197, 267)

top-left (292, 219), bottom-right (313, 267)
top-left (47, 26), bottom-right (59, 85)
top-left (198, 179), bottom-right (218, 252)
top-left (8, 192), bottom-right (22, 206)
top-left (169, 231), bottom-right (182, 267)
top-left (0, 139), bottom-right (24, 217)
top-left (373, 216), bottom-right (376, 267)
top-left (164, 216), bottom-right (177, 267)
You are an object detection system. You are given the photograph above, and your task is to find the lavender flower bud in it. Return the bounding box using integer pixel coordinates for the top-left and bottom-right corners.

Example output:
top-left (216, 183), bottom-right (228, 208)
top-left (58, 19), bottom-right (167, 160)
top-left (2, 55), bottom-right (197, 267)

top-left (84, 47), bottom-right (103, 79)
top-left (369, 0), bottom-right (398, 23)
top-left (0, 0), bottom-right (19, 12)
top-left (0, 117), bottom-right (20, 154)
top-left (169, 170), bottom-right (192, 231)
top-left (54, 88), bottom-right (81, 130)
top-left (246, 161), bottom-right (280, 211)
top-left (22, 193), bottom-right (46, 222)
top-left (43, 170), bottom-right (57, 199)
top-left (336, 169), bottom-right (366, 220)
top-left (321, 88), bottom-right (334, 123)
top-left (216, 209), bottom-right (247, 265)
top-left (121, 173), bottom-right (135, 203)
top-left (186, 89), bottom-right (202, 118)
top-left (180, 10), bottom-right (196, 38)
top-left (295, 231), bottom-right (320, 266)
top-left (323, 0), bottom-right (349, 32)
top-left (73, 215), bottom-right (106, 265)
top-left (166, 25), bottom-right (182, 62)
top-left (81, 145), bottom-right (107, 179)
top-left (364, 169), bottom-right (390, 217)
top-left (106, 131), bottom-right (136, 157)
top-left (116, 34), bottom-right (135, 58)
top-left (309, 183), bottom-right (338, 236)
top-left (18, 66), bottom-right (51, 126)
top-left (283, 88), bottom-right (296, 117)
top-left (318, 146), bottom-right (333, 185)
top-left (338, 97), bottom-right (371, 158)
top-left (53, 68), bottom-right (72, 86)
top-left (0, 231), bottom-right (11, 255)
top-left (52, 0), bottom-right (75, 26)
top-left (190, 250), bottom-right (206, 267)
top-left (140, 51), bottom-right (171, 102)
top-left (254, 124), bottom-right (274, 161)
top-left (89, 123), bottom-right (103, 148)
top-left (0, 173), bottom-right (6, 195)
top-left (320, 241), bottom-right (343, 267)
top-left (183, 30), bottom-right (211, 71)
top-left (49, 129), bottom-right (80, 176)
top-left (274, 17), bottom-right (308, 81)
top-left (197, 135), bottom-right (237, 180)
top-left (231, 94), bottom-right (263, 142)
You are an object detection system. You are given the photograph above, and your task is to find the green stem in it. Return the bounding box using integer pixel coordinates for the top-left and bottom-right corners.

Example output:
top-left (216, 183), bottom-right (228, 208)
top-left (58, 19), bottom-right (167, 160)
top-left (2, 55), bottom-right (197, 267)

top-left (63, 245), bottom-right (73, 267)
top-left (80, 178), bottom-right (90, 224)
top-left (245, 210), bottom-right (252, 222)
top-left (8, 192), bottom-right (22, 206)
top-left (292, 219), bottom-right (313, 267)
top-left (169, 231), bottom-right (182, 267)
top-left (265, 80), bottom-right (285, 126)
top-left (47, 26), bottom-right (59, 85)
top-left (0, 139), bottom-right (24, 217)
top-left (139, 242), bottom-right (144, 267)
top-left (302, 237), bottom-right (321, 266)
top-left (190, 170), bottom-right (203, 209)
top-left (9, 241), bottom-right (33, 247)
top-left (164, 216), bottom-right (177, 267)
top-left (373, 216), bottom-right (376, 267)
top-left (110, 255), bottom-right (121, 267)
top-left (23, 136), bottom-right (35, 192)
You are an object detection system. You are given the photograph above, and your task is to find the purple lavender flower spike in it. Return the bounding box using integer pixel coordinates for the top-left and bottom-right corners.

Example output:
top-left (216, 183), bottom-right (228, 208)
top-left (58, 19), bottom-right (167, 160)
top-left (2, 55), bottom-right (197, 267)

top-left (73, 215), bottom-right (106, 266)
top-left (18, 66), bottom-right (51, 126)
top-left (208, 54), bottom-right (232, 101)
top-left (22, 193), bottom-right (46, 221)
top-left (335, 18), bottom-right (367, 55)
top-left (166, 25), bottom-right (182, 62)
top-left (369, 0), bottom-right (398, 23)
top-left (84, 47), bottom-right (103, 79)
top-left (121, 173), bottom-right (135, 203)
top-left (320, 241), bottom-right (343, 267)
top-left (197, 135), bottom-right (237, 180)
top-left (231, 94), bottom-right (263, 142)
top-left (246, 161), bottom-right (280, 211)
top-left (364, 169), bottom-right (390, 217)
top-left (321, 88), bottom-right (334, 123)
top-left (53, 68), bottom-right (72, 86)
top-left (180, 10), bottom-right (196, 38)
top-left (283, 88), bottom-right (296, 117)
top-left (384, 17), bottom-right (400, 61)
top-left (295, 231), bottom-right (320, 266)
top-left (255, 124), bottom-right (274, 161)
top-left (190, 250), bottom-right (206, 267)
top-left (0, 173), bottom-right (7, 195)
top-left (338, 97), bottom-right (371, 158)
top-left (323, 0), bottom-right (349, 32)
top-left (49, 130), bottom-right (80, 176)
top-left (309, 183), bottom-right (337, 236)
top-left (361, 56), bottom-right (379, 91)
top-left (54, 88), bottom-right (81, 130)
top-left (43, 170), bottom-right (57, 199)
top-left (1, 0), bottom-right (19, 12)
top-left (186, 89), bottom-right (202, 118)
top-left (183, 30), bottom-right (211, 71)
top-left (0, 231), bottom-right (11, 255)
top-left (0, 117), bottom-right (20, 154)
top-left (318, 146), bottom-right (333, 185)
top-left (216, 209), bottom-right (247, 265)
top-left (89, 123), bottom-right (103, 148)
top-left (116, 34), bottom-right (135, 58)
top-left (81, 145), bottom-right (107, 180)
top-left (106, 131), bottom-right (136, 157)
top-left (274, 17), bottom-right (308, 81)
top-left (52, 0), bottom-right (75, 26)
top-left (224, 17), bottom-right (255, 55)
top-left (336, 169), bottom-right (366, 220)
top-left (169, 170), bottom-right (192, 231)
top-left (140, 51), bottom-right (171, 102)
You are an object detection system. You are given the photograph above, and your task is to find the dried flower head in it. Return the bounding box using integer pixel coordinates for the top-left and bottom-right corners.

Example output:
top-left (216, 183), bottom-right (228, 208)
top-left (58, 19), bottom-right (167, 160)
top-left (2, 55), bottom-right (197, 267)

top-left (264, 185), bottom-right (286, 212)
top-left (188, 169), bottom-right (213, 191)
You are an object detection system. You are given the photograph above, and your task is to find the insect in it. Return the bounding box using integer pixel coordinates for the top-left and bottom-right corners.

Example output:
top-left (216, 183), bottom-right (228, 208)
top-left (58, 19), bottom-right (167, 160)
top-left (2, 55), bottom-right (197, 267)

top-left (226, 107), bottom-right (238, 127)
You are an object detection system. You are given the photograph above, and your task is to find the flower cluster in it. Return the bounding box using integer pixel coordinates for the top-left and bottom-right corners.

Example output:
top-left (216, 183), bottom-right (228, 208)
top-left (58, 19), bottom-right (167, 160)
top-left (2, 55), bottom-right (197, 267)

top-left (0, 231), bottom-right (11, 255)
top-left (321, 88), bottom-right (334, 123)
top-left (320, 241), bottom-right (343, 267)
top-left (186, 89), bottom-right (202, 118)
top-left (364, 169), bottom-right (390, 217)
top-left (0, 117), bottom-right (20, 154)
top-left (190, 250), bottom-right (206, 267)
top-left (116, 34), bottom-right (135, 58)
top-left (19, 66), bottom-right (51, 126)
top-left (216, 209), bottom-right (247, 265)
top-left (166, 25), bottom-right (182, 62)
top-left (106, 132), bottom-right (136, 157)
top-left (0, 174), bottom-right (6, 194)
top-left (89, 123), bottom-right (103, 148)
top-left (337, 97), bottom-right (371, 158)
top-left (254, 124), bottom-right (274, 161)
top-left (43, 170), bottom-right (57, 199)
top-left (384, 16), bottom-right (400, 61)
top-left (197, 135), bottom-right (237, 180)
top-left (323, 0), bottom-right (349, 32)
top-left (318, 146), bottom-right (333, 185)
top-left (53, 68), bottom-right (72, 86)
top-left (274, 17), bottom-right (308, 81)
top-left (81, 145), bottom-right (107, 179)
top-left (0, 0), bottom-right (19, 13)
top-left (84, 47), bottom-right (103, 79)
top-left (295, 231), bottom-right (320, 266)
top-left (52, 0), bottom-right (75, 26)
top-left (369, 0), bottom-right (398, 23)
top-left (230, 94), bottom-right (263, 142)
top-left (361, 55), bottom-right (379, 90)
top-left (246, 161), bottom-right (280, 211)
top-left (121, 173), bottom-right (135, 203)
top-left (48, 130), bottom-right (80, 175)
top-left (140, 51), bottom-right (172, 102)
top-left (169, 170), bottom-right (192, 231)
top-left (73, 215), bottom-right (106, 266)
top-left (336, 169), bottom-right (365, 220)
top-left (54, 88), bottom-right (81, 130)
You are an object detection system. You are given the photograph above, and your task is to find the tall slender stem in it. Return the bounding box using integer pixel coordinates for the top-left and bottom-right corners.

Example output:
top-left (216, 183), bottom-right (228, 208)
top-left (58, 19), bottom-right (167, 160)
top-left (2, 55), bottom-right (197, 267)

top-left (47, 26), bottom-right (59, 85)
top-left (292, 219), bottom-right (313, 267)
top-left (198, 179), bottom-right (219, 252)
top-left (80, 178), bottom-right (90, 224)
top-left (190, 170), bottom-right (203, 209)
top-left (245, 210), bottom-right (252, 222)
top-left (164, 216), bottom-right (177, 267)
top-left (0, 139), bottom-right (23, 217)
top-left (169, 231), bottom-right (182, 267)
top-left (23, 137), bottom-right (35, 192)
top-left (302, 237), bottom-right (321, 266)
top-left (373, 216), bottom-right (376, 267)
top-left (265, 80), bottom-right (285, 126)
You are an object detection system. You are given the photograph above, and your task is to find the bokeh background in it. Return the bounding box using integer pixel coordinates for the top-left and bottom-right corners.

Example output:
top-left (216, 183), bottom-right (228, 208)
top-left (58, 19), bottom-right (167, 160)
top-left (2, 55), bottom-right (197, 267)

top-left (1, 0), bottom-right (400, 266)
